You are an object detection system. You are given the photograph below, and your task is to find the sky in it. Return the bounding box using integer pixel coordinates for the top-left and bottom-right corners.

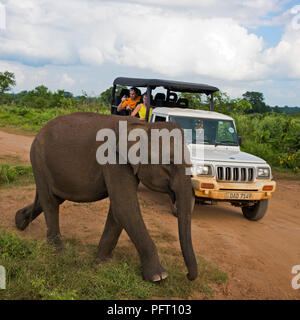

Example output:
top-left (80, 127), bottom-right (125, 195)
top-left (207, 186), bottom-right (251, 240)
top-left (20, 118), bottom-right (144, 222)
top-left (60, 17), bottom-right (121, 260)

top-left (0, 0), bottom-right (300, 107)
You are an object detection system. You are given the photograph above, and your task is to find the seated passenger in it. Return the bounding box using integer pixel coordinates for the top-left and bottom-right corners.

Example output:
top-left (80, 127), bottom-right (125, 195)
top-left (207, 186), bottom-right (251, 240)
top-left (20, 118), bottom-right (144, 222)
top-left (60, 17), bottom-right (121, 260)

top-left (117, 87), bottom-right (141, 114)
top-left (131, 93), bottom-right (152, 121)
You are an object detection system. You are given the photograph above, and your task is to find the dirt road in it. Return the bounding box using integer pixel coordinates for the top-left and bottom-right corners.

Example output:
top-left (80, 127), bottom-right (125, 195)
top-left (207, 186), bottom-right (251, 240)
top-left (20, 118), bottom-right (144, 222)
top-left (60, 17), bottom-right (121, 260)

top-left (0, 129), bottom-right (32, 164)
top-left (0, 129), bottom-right (299, 299)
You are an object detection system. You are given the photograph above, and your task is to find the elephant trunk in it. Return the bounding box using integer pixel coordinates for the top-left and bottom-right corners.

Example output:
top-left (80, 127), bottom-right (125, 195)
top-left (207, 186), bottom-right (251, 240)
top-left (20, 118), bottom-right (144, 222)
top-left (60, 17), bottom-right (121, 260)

top-left (176, 185), bottom-right (198, 281)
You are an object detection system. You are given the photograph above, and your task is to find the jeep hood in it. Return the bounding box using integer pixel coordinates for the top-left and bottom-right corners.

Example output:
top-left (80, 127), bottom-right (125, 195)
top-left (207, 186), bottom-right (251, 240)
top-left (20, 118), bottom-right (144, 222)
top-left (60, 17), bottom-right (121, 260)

top-left (188, 145), bottom-right (267, 164)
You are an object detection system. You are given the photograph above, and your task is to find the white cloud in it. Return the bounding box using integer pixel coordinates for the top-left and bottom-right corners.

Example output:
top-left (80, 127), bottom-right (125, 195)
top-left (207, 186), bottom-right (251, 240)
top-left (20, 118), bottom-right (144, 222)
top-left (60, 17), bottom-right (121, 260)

top-left (0, 61), bottom-right (76, 93)
top-left (116, 0), bottom-right (285, 26)
top-left (0, 0), bottom-right (271, 81)
top-left (262, 16), bottom-right (300, 78)
top-left (221, 85), bottom-right (249, 98)
top-left (60, 73), bottom-right (75, 88)
top-left (0, 0), bottom-right (299, 106)
top-left (113, 14), bottom-right (267, 80)
top-left (79, 47), bottom-right (104, 65)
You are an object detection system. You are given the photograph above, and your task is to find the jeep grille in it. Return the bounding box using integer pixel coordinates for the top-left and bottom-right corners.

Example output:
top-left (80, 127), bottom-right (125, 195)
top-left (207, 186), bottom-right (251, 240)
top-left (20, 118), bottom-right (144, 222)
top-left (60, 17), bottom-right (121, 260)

top-left (216, 166), bottom-right (254, 182)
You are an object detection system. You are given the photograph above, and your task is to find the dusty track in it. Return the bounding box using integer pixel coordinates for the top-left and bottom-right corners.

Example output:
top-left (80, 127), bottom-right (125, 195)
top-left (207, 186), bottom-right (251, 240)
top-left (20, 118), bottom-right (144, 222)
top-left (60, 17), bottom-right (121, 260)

top-left (0, 129), bottom-right (299, 299)
top-left (0, 129), bottom-right (32, 164)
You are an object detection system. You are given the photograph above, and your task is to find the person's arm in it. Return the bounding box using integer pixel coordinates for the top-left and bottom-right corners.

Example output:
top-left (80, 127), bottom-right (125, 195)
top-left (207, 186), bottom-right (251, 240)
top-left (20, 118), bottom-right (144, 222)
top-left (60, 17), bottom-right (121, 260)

top-left (131, 103), bottom-right (142, 117)
top-left (117, 96), bottom-right (128, 112)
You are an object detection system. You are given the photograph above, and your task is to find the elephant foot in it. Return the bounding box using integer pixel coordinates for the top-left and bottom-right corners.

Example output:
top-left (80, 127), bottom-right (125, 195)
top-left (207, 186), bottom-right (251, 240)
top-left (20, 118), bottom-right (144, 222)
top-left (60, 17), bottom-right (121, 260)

top-left (142, 264), bottom-right (168, 282)
top-left (15, 209), bottom-right (30, 231)
top-left (47, 235), bottom-right (64, 251)
top-left (94, 253), bottom-right (113, 264)
top-left (150, 271), bottom-right (168, 282)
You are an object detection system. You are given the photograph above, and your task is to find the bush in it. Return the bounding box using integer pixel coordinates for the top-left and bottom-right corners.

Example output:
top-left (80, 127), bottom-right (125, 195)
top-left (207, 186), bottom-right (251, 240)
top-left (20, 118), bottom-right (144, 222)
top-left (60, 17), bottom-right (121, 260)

top-left (0, 164), bottom-right (33, 185)
top-left (234, 113), bottom-right (300, 171)
top-left (0, 230), bottom-right (33, 259)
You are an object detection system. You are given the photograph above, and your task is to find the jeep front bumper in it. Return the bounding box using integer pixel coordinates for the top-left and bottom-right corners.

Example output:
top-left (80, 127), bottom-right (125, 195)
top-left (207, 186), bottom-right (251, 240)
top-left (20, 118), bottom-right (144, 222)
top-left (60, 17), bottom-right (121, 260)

top-left (192, 176), bottom-right (276, 201)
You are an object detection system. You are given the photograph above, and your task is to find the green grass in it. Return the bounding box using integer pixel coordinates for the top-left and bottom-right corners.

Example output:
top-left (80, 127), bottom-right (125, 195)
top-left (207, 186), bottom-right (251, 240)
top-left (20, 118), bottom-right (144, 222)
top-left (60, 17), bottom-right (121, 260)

top-left (0, 105), bottom-right (110, 133)
top-left (0, 230), bottom-right (227, 300)
top-left (0, 164), bottom-right (34, 188)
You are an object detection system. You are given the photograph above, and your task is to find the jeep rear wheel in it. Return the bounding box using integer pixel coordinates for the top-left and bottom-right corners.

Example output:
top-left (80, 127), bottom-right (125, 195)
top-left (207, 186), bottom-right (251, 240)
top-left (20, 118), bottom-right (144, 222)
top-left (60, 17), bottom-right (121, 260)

top-left (242, 199), bottom-right (268, 221)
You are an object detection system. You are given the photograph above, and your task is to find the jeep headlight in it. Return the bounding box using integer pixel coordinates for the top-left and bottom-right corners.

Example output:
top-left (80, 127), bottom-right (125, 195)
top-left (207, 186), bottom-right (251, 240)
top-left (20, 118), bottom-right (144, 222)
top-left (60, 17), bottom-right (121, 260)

top-left (257, 167), bottom-right (270, 178)
top-left (192, 165), bottom-right (212, 176)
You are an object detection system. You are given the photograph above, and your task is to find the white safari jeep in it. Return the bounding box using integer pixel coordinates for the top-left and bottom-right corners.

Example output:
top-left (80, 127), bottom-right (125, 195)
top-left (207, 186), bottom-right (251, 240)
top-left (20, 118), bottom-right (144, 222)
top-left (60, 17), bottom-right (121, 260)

top-left (151, 107), bottom-right (276, 221)
top-left (111, 77), bottom-right (276, 221)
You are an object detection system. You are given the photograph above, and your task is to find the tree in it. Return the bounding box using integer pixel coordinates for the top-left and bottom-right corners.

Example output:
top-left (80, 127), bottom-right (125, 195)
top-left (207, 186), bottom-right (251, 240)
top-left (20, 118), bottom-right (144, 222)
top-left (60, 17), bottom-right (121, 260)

top-left (178, 91), bottom-right (252, 115)
top-left (99, 86), bottom-right (127, 106)
top-left (212, 91), bottom-right (231, 113)
top-left (272, 105), bottom-right (283, 114)
top-left (50, 90), bottom-right (66, 108)
top-left (34, 85), bottom-right (50, 98)
top-left (17, 85), bottom-right (51, 108)
top-left (0, 71), bottom-right (16, 104)
top-left (0, 71), bottom-right (16, 94)
top-left (178, 92), bottom-right (205, 110)
top-left (230, 98), bottom-right (252, 114)
top-left (242, 91), bottom-right (270, 113)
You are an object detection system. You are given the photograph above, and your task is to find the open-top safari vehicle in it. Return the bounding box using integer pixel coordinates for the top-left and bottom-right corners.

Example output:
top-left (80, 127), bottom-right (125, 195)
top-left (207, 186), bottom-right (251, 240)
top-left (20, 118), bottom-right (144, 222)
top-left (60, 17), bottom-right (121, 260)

top-left (110, 77), bottom-right (276, 221)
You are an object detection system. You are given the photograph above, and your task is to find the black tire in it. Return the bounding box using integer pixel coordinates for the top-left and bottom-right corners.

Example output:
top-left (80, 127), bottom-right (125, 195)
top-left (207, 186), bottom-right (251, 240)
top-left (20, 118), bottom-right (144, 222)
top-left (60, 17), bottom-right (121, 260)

top-left (242, 199), bottom-right (268, 221)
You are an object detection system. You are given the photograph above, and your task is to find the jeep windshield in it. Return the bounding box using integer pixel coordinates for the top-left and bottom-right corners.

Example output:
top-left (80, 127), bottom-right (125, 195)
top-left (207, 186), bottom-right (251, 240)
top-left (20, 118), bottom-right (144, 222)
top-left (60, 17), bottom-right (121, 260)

top-left (169, 116), bottom-right (238, 146)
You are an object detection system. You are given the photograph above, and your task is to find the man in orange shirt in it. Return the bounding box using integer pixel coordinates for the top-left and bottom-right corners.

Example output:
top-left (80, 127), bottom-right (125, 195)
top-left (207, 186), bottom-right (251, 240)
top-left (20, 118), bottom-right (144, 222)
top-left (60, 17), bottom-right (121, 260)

top-left (117, 87), bottom-right (141, 114)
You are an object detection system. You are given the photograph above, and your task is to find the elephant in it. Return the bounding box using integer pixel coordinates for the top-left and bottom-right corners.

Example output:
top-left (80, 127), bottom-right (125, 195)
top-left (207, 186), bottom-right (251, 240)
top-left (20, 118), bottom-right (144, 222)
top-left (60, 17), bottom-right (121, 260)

top-left (15, 112), bottom-right (197, 282)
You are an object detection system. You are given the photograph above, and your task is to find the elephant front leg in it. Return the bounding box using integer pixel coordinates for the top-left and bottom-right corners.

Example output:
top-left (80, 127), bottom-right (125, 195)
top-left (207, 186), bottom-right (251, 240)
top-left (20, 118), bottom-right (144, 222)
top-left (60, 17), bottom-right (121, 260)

top-left (95, 206), bottom-right (123, 263)
top-left (44, 205), bottom-right (63, 250)
top-left (103, 165), bottom-right (168, 282)
top-left (38, 194), bottom-right (63, 250)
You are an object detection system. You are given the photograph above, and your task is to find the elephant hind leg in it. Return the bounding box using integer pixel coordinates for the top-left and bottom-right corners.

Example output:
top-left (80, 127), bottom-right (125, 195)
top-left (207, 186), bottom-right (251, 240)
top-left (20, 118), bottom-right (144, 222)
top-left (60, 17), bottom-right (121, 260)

top-left (95, 206), bottom-right (123, 263)
top-left (15, 191), bottom-right (43, 230)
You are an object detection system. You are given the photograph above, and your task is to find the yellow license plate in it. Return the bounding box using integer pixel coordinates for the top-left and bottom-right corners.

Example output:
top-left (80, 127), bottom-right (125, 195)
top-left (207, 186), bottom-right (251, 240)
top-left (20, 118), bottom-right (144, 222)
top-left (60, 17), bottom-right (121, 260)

top-left (224, 192), bottom-right (253, 200)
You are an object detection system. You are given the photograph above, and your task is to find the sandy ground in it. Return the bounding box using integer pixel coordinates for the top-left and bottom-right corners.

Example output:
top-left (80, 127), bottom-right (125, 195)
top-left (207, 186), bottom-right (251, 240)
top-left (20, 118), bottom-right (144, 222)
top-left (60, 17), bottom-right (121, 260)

top-left (0, 129), bottom-right (33, 164)
top-left (0, 129), bottom-right (300, 300)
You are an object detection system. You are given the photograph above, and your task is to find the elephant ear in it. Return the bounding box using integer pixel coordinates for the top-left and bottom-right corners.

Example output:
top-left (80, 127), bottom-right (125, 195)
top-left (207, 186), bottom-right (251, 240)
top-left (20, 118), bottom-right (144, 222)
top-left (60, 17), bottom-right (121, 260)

top-left (116, 120), bottom-right (149, 176)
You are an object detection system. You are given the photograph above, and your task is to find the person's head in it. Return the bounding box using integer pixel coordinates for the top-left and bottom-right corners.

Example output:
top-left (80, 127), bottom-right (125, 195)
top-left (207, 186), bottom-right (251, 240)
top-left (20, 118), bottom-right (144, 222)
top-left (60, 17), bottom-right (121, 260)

top-left (130, 87), bottom-right (140, 100)
top-left (142, 92), bottom-right (147, 104)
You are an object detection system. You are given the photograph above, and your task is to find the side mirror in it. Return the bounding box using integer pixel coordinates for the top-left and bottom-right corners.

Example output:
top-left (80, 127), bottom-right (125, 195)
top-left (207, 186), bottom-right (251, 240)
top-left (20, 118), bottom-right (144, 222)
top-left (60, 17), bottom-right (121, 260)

top-left (238, 136), bottom-right (242, 146)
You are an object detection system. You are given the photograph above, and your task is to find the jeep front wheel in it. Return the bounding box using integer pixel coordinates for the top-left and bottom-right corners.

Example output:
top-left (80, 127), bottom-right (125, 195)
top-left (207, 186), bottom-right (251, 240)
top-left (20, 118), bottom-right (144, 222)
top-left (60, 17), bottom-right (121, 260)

top-left (242, 199), bottom-right (268, 221)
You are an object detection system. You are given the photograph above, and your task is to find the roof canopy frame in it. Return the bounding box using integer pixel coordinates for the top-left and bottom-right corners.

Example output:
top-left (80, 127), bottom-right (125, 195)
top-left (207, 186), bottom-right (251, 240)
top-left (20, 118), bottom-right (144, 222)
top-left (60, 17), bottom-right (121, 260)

top-left (113, 77), bottom-right (219, 95)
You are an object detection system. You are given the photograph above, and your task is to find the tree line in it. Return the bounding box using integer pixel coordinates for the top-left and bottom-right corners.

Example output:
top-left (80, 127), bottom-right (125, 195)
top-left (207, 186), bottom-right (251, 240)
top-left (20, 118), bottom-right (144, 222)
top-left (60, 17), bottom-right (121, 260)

top-left (0, 70), bottom-right (299, 115)
top-left (1, 71), bottom-right (299, 171)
